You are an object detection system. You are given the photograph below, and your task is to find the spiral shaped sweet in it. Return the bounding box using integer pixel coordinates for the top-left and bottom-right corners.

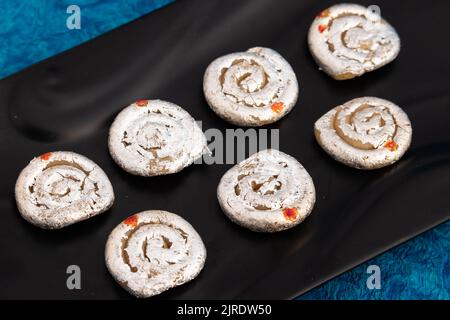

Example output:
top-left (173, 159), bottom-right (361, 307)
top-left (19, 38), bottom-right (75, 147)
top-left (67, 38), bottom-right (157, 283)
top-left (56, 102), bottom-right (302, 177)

top-left (15, 151), bottom-right (114, 229)
top-left (105, 210), bottom-right (206, 298)
top-left (203, 47), bottom-right (299, 126)
top-left (308, 3), bottom-right (400, 80)
top-left (314, 97), bottom-right (412, 169)
top-left (217, 149), bottom-right (315, 232)
top-left (108, 100), bottom-right (207, 176)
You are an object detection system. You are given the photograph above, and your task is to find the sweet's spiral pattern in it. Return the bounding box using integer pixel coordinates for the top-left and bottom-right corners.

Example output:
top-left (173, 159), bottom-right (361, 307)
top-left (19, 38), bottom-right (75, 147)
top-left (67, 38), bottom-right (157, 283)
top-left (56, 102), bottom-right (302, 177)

top-left (314, 97), bottom-right (412, 169)
top-left (308, 3), bottom-right (400, 80)
top-left (15, 151), bottom-right (114, 229)
top-left (203, 47), bottom-right (298, 126)
top-left (105, 210), bottom-right (206, 298)
top-left (217, 149), bottom-right (315, 232)
top-left (108, 100), bottom-right (207, 176)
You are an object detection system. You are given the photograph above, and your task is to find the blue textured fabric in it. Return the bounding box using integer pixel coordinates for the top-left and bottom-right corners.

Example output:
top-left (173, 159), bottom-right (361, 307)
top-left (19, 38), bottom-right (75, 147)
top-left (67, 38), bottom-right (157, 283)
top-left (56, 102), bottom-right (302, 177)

top-left (0, 0), bottom-right (448, 300)
top-left (299, 222), bottom-right (449, 300)
top-left (0, 0), bottom-right (174, 78)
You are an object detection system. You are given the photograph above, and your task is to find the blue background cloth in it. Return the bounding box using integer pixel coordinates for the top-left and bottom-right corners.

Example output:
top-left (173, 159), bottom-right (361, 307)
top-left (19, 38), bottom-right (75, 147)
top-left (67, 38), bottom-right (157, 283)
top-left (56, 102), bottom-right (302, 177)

top-left (0, 0), bottom-right (448, 300)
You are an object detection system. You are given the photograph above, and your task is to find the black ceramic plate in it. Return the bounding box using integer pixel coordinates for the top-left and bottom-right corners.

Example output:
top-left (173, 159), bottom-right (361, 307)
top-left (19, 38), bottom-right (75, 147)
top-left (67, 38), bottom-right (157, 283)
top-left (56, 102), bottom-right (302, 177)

top-left (1, 0), bottom-right (449, 299)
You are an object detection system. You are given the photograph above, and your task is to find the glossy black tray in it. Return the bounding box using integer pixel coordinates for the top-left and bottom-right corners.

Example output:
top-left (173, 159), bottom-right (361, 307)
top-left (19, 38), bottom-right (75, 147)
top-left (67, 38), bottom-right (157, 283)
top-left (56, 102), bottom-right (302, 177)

top-left (0, 0), bottom-right (449, 299)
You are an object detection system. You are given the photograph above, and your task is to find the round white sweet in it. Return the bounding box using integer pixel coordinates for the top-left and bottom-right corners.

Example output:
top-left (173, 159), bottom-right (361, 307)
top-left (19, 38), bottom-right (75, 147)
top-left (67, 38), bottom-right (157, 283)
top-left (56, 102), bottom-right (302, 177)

top-left (203, 47), bottom-right (299, 126)
top-left (108, 99), bottom-right (207, 176)
top-left (105, 210), bottom-right (206, 298)
top-left (217, 149), bottom-right (315, 232)
top-left (308, 3), bottom-right (400, 80)
top-left (15, 151), bottom-right (114, 229)
top-left (314, 97), bottom-right (412, 169)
